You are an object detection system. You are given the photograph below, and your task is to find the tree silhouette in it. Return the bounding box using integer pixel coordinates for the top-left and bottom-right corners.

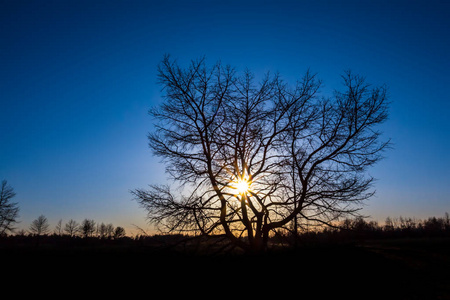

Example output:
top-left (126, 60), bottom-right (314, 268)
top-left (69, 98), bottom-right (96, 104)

top-left (54, 219), bottom-right (63, 235)
top-left (80, 219), bottom-right (96, 238)
top-left (114, 226), bottom-right (126, 239)
top-left (0, 180), bottom-right (20, 235)
top-left (98, 222), bottom-right (114, 239)
top-left (133, 56), bottom-right (390, 252)
top-left (64, 219), bottom-right (80, 237)
top-left (29, 215), bottom-right (50, 236)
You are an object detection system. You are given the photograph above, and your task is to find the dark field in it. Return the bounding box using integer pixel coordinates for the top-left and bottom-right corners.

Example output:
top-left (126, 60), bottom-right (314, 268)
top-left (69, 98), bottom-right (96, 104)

top-left (2, 236), bottom-right (449, 299)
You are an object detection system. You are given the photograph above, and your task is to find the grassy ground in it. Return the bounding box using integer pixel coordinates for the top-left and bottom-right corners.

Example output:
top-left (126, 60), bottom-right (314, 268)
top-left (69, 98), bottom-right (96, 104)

top-left (2, 237), bottom-right (449, 299)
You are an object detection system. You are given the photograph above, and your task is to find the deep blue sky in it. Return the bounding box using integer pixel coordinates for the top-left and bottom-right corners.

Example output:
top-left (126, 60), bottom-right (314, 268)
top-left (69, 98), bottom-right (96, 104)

top-left (1, 0), bottom-right (449, 234)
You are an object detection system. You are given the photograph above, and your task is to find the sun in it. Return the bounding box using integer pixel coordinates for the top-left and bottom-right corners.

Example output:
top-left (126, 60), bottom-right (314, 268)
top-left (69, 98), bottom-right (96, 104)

top-left (233, 176), bottom-right (251, 195)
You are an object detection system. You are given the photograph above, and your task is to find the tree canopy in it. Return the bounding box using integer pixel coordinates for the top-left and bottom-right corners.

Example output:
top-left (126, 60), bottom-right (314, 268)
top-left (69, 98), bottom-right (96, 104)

top-left (133, 56), bottom-right (390, 252)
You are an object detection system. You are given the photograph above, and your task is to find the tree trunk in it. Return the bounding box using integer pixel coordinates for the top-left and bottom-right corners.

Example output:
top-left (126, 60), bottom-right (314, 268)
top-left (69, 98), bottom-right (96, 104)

top-left (247, 230), bottom-right (269, 254)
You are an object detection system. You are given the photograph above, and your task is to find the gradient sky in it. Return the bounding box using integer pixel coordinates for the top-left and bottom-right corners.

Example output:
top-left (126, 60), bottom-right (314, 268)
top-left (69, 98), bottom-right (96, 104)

top-left (1, 0), bottom-right (449, 235)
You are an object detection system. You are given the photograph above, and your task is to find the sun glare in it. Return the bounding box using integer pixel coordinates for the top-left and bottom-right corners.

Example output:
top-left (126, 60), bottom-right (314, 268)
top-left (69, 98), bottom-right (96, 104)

top-left (234, 177), bottom-right (251, 195)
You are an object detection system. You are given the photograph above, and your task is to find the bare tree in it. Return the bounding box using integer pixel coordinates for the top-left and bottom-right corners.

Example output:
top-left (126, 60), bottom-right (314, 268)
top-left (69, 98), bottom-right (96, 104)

top-left (105, 223), bottom-right (114, 239)
top-left (64, 219), bottom-right (80, 237)
top-left (80, 219), bottom-right (96, 238)
top-left (29, 215), bottom-right (50, 236)
top-left (98, 222), bottom-right (106, 238)
top-left (98, 222), bottom-right (115, 239)
top-left (114, 226), bottom-right (126, 239)
top-left (54, 219), bottom-right (63, 236)
top-left (0, 180), bottom-right (20, 235)
top-left (133, 56), bottom-right (390, 252)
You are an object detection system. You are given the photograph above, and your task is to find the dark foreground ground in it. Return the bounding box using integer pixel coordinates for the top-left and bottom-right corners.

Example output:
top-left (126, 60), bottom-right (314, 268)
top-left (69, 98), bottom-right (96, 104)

top-left (2, 237), bottom-right (449, 299)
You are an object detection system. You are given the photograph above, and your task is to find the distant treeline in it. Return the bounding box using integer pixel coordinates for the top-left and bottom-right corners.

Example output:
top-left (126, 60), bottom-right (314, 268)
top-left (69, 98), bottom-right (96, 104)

top-left (4, 213), bottom-right (450, 240)
top-left (1, 213), bottom-right (450, 255)
top-left (6, 214), bottom-right (126, 239)
top-left (275, 213), bottom-right (450, 246)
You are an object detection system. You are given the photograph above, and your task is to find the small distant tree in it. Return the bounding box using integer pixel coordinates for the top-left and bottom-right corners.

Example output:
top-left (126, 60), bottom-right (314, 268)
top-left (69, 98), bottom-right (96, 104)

top-left (80, 219), bottom-right (96, 238)
top-left (105, 223), bottom-right (114, 239)
top-left (98, 222), bottom-right (115, 239)
top-left (98, 223), bottom-right (107, 238)
top-left (114, 226), bottom-right (126, 239)
top-left (64, 219), bottom-right (80, 237)
top-left (398, 216), bottom-right (418, 231)
top-left (54, 219), bottom-right (63, 236)
top-left (0, 180), bottom-right (20, 235)
top-left (29, 215), bottom-right (50, 236)
top-left (384, 217), bottom-right (395, 231)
